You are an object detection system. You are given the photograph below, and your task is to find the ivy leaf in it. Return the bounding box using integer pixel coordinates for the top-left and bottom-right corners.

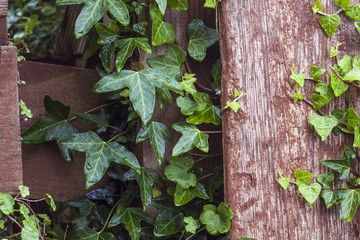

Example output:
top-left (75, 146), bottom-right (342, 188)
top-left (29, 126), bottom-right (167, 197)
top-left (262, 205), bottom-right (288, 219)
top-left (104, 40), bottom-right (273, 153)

top-left (298, 183), bottom-right (321, 205)
top-left (343, 67), bottom-right (360, 82)
top-left (187, 19), bottom-right (217, 61)
top-left (73, 109), bottom-right (110, 134)
top-left (312, 0), bottom-right (323, 14)
top-left (278, 177), bottom-right (290, 190)
top-left (167, 0), bottom-right (188, 10)
top-left (108, 190), bottom-right (136, 227)
top-left (0, 193), bottom-right (15, 215)
top-left (118, 208), bottom-right (154, 240)
top-left (60, 131), bottom-right (140, 188)
top-left (317, 172), bottom-right (334, 189)
top-left (67, 226), bottom-right (114, 240)
top-left (319, 15), bottom-right (341, 37)
top-left (199, 202), bottom-right (233, 235)
top-left (136, 122), bottom-right (172, 165)
top-left (19, 185), bottom-right (30, 198)
top-left (66, 199), bottom-right (96, 227)
top-left (133, 22), bottom-right (148, 36)
top-left (180, 73), bottom-right (197, 94)
top-left (211, 59), bottom-right (222, 91)
top-left (345, 4), bottom-right (360, 20)
top-left (290, 66), bottom-right (305, 87)
top-left (311, 83), bottom-right (334, 110)
top-left (310, 66), bottom-right (326, 81)
top-left (294, 169), bottom-right (314, 185)
top-left (21, 96), bottom-right (78, 161)
top-left (95, 22), bottom-right (119, 45)
top-left (293, 92), bottom-right (303, 104)
top-left (44, 194), bottom-right (56, 211)
top-left (355, 22), bottom-right (360, 34)
top-left (150, 5), bottom-right (175, 46)
top-left (93, 68), bottom-right (183, 124)
top-left (165, 156), bottom-right (197, 189)
top-left (134, 167), bottom-right (162, 211)
top-left (184, 216), bottom-right (201, 234)
top-left (174, 183), bottom-right (209, 206)
top-left (21, 216), bottom-right (39, 240)
top-left (335, 189), bottom-right (360, 222)
top-left (346, 108), bottom-right (360, 130)
top-left (155, 0), bottom-right (167, 15)
top-left (115, 38), bottom-right (152, 71)
top-left (321, 159), bottom-right (352, 180)
top-left (227, 101), bottom-right (240, 112)
top-left (308, 115), bottom-right (339, 141)
top-left (335, 0), bottom-right (350, 8)
top-left (207, 165), bottom-right (224, 202)
top-left (330, 43), bottom-right (342, 58)
top-left (177, 95), bottom-right (207, 116)
top-left (152, 199), bottom-right (185, 237)
top-left (331, 71), bottom-right (348, 97)
top-left (338, 55), bottom-right (352, 73)
top-left (147, 44), bottom-right (186, 81)
top-left (354, 126), bottom-right (360, 148)
top-left (321, 189), bottom-right (337, 209)
top-left (172, 123), bottom-right (209, 156)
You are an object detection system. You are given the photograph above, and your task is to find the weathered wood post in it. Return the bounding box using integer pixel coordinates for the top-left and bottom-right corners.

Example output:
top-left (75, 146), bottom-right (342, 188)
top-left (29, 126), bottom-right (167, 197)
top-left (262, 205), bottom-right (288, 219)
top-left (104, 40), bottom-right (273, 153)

top-left (0, 0), bottom-right (23, 194)
top-left (220, 0), bottom-right (360, 239)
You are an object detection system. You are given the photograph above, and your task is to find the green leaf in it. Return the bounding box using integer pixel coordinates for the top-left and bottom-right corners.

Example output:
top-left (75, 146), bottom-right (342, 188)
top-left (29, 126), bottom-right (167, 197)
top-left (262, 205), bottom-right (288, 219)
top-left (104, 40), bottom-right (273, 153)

top-left (298, 183), bottom-right (321, 205)
top-left (118, 208), bottom-right (153, 240)
top-left (321, 189), bottom-right (337, 209)
top-left (321, 159), bottom-right (352, 180)
top-left (93, 68), bottom-right (182, 124)
top-left (177, 95), bottom-right (206, 116)
top-left (331, 71), bottom-right (348, 97)
top-left (167, 0), bottom-right (188, 10)
top-left (311, 83), bottom-right (334, 110)
top-left (207, 165), bottom-right (224, 202)
top-left (278, 177), bottom-right (290, 190)
top-left (174, 183), bottom-right (209, 206)
top-left (133, 22), bottom-right (148, 36)
top-left (346, 108), bottom-right (360, 130)
top-left (21, 96), bottom-right (78, 161)
top-left (19, 99), bottom-right (33, 118)
top-left (187, 19), bottom-right (217, 61)
top-left (293, 92), bottom-right (303, 104)
top-left (319, 15), bottom-right (341, 37)
top-left (354, 126), bottom-right (360, 148)
top-left (172, 122), bottom-right (209, 156)
top-left (338, 55), bottom-right (352, 73)
top-left (152, 199), bottom-right (185, 237)
top-left (67, 226), bottom-right (114, 240)
top-left (147, 44), bottom-right (186, 81)
top-left (104, 0), bottom-right (129, 27)
top-left (108, 190), bottom-right (136, 227)
top-left (150, 5), bottom-right (175, 46)
top-left (115, 38), bottom-right (152, 71)
top-left (332, 108), bottom-right (347, 122)
top-left (335, 0), bottom-right (350, 8)
top-left (73, 109), bottom-right (110, 134)
top-left (312, 0), bottom-right (323, 13)
top-left (180, 73), bottom-right (197, 94)
top-left (44, 194), bottom-right (56, 211)
top-left (335, 189), bottom-right (360, 222)
top-left (136, 122), bottom-right (172, 165)
top-left (19, 185), bottom-right (30, 198)
top-left (56, 0), bottom-right (85, 6)
top-left (309, 115), bottom-right (339, 141)
top-left (60, 131), bottom-right (140, 188)
top-left (155, 0), bottom-right (167, 14)
top-left (21, 216), bottom-right (39, 240)
top-left (134, 167), bottom-right (162, 211)
top-left (310, 66), bottom-right (326, 81)
top-left (199, 202), bottom-right (233, 235)
top-left (184, 216), bottom-right (201, 234)
top-left (204, 0), bottom-right (219, 9)
top-left (95, 22), bottom-right (119, 45)
top-left (355, 22), bottom-right (360, 34)
top-left (227, 101), bottom-right (240, 112)
top-left (294, 169), bottom-right (314, 185)
top-left (317, 172), bottom-right (334, 189)
top-left (290, 66), bottom-right (305, 87)
top-left (343, 67), bottom-right (360, 82)
top-left (345, 4), bottom-right (360, 20)
top-left (211, 59), bottom-right (222, 91)
top-left (0, 193), bottom-right (15, 215)
top-left (66, 199), bottom-right (96, 227)
top-left (165, 156), bottom-right (197, 189)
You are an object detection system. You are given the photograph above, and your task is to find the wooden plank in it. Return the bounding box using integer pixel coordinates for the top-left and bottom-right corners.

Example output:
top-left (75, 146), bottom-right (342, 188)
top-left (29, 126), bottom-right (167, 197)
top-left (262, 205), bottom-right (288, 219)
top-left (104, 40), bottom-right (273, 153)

top-left (220, 0), bottom-right (360, 239)
top-left (0, 0), bottom-right (7, 46)
top-left (18, 61), bottom-right (108, 201)
top-left (0, 46), bottom-right (23, 195)
top-left (0, 0), bottom-right (7, 17)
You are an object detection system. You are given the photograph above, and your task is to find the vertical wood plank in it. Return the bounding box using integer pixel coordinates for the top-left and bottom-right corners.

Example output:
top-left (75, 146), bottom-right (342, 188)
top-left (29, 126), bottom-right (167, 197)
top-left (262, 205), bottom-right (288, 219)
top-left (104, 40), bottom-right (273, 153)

top-left (0, 0), bottom-right (7, 46)
top-left (0, 46), bottom-right (23, 194)
top-left (220, 0), bottom-right (360, 239)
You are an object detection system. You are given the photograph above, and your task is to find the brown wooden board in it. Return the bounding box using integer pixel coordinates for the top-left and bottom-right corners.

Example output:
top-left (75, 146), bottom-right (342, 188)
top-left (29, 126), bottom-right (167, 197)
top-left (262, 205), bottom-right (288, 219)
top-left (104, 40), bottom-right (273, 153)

top-left (18, 61), bottom-right (108, 201)
top-left (0, 0), bottom-right (7, 46)
top-left (0, 0), bottom-right (7, 17)
top-left (0, 46), bottom-right (23, 195)
top-left (220, 0), bottom-right (360, 239)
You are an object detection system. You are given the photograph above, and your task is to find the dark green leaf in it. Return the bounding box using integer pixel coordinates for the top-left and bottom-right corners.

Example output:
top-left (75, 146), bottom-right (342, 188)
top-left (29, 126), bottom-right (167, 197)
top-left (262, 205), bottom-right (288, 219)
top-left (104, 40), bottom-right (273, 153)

top-left (346, 108), bottom-right (360, 130)
top-left (345, 4), bottom-right (360, 20)
top-left (332, 108), bottom-right (347, 122)
top-left (298, 183), bottom-right (321, 205)
top-left (172, 122), bottom-right (209, 156)
top-left (317, 172), bottom-right (334, 189)
top-left (294, 169), bottom-right (314, 185)
top-left (147, 44), bottom-right (186, 81)
top-left (308, 115), bottom-right (338, 141)
top-left (319, 15), bottom-right (341, 37)
top-left (21, 96), bottom-right (78, 161)
top-left (184, 216), bottom-right (201, 234)
top-left (331, 71), bottom-right (348, 97)
top-left (150, 5), bottom-right (175, 46)
top-left (73, 109), bottom-right (110, 134)
top-left (95, 22), bottom-right (119, 45)
top-left (199, 202), bottom-right (233, 235)
top-left (93, 68), bottom-right (183, 124)
top-left (105, 0), bottom-right (129, 27)
top-left (321, 189), bottom-right (337, 209)
top-left (167, 0), bottom-right (188, 10)
top-left (321, 159), bottom-right (352, 180)
top-left (312, 0), bottom-right (323, 13)
top-left (207, 165), bottom-right (224, 202)
top-left (133, 21), bottom-right (148, 36)
top-left (60, 131), bottom-right (140, 188)
top-left (335, 189), bottom-right (360, 222)
top-left (108, 189), bottom-right (136, 227)
top-left (66, 198), bottom-right (96, 227)
top-left (211, 59), bottom-right (222, 91)
top-left (310, 66), bottom-right (326, 81)
top-left (311, 83), bottom-right (334, 110)
top-left (67, 226), bottom-right (114, 240)
top-left (187, 19), bottom-right (217, 61)
top-left (174, 182), bottom-right (208, 206)
top-left (165, 156), bottom-right (197, 189)
top-left (136, 122), bottom-right (172, 165)
top-left (100, 43), bottom-right (116, 73)
top-left (118, 208), bottom-right (153, 240)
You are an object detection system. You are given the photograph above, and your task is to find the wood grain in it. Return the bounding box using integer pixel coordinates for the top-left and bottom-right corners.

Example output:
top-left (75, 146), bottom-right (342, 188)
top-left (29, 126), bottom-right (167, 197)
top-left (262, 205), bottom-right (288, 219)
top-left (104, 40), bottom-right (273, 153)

top-left (0, 0), bottom-right (7, 17)
top-left (0, 46), bottom-right (23, 195)
top-left (220, 1), bottom-right (360, 239)
top-left (0, 0), bottom-right (7, 46)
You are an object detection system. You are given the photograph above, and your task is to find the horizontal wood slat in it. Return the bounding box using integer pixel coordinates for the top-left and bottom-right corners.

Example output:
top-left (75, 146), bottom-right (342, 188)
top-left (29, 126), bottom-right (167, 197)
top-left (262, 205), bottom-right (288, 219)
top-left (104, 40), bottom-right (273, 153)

top-left (0, 0), bottom-right (7, 17)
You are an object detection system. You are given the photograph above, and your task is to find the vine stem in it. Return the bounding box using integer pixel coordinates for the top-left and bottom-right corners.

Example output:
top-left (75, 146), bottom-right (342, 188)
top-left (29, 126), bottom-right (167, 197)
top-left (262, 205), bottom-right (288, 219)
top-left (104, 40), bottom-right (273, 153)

top-left (201, 130), bottom-right (222, 134)
top-left (185, 227), bottom-right (206, 240)
top-left (184, 60), bottom-right (215, 93)
top-left (188, 152), bottom-right (222, 157)
top-left (178, 231), bottom-right (185, 240)
top-left (107, 131), bottom-right (128, 142)
top-left (99, 198), bottom-right (122, 233)
top-left (7, 215), bottom-right (22, 230)
top-left (16, 199), bottom-right (44, 240)
top-left (220, 92), bottom-right (246, 114)
top-left (15, 197), bottom-right (45, 203)
top-left (317, 8), bottom-right (343, 17)
top-left (198, 173), bottom-right (214, 181)
top-left (305, 77), bottom-right (327, 84)
top-left (68, 100), bottom-right (119, 122)
top-left (1, 232), bottom-right (21, 239)
top-left (330, 66), bottom-right (360, 89)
